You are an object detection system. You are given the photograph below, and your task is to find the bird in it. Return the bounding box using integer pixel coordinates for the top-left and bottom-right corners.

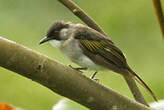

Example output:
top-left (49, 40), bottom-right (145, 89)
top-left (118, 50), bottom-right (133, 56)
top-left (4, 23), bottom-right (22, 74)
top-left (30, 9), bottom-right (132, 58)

top-left (39, 21), bottom-right (157, 101)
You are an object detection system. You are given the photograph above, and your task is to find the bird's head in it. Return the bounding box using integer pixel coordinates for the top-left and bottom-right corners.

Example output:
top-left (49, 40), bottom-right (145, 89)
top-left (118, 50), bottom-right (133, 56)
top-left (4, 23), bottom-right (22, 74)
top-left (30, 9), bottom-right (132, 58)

top-left (39, 21), bottom-right (69, 45)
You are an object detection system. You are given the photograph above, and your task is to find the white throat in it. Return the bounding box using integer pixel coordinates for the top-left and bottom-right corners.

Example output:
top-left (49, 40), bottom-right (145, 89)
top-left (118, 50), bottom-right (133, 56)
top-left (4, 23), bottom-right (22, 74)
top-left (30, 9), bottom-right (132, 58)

top-left (49, 40), bottom-right (62, 48)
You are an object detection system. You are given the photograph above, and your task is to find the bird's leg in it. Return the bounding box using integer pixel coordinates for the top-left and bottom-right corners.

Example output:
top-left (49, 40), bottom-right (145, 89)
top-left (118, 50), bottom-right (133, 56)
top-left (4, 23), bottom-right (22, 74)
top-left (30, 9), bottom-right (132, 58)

top-left (68, 65), bottom-right (87, 73)
top-left (90, 71), bottom-right (99, 81)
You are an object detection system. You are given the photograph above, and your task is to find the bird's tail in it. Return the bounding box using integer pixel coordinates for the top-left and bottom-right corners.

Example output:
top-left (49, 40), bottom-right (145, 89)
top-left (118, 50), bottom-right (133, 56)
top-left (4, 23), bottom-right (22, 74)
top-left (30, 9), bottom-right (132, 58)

top-left (126, 68), bottom-right (158, 102)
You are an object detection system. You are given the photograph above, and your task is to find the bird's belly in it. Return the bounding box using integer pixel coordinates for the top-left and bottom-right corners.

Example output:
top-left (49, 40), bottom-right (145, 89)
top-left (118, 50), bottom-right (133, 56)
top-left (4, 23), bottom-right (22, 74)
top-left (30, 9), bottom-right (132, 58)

top-left (60, 41), bottom-right (103, 71)
top-left (74, 54), bottom-right (103, 71)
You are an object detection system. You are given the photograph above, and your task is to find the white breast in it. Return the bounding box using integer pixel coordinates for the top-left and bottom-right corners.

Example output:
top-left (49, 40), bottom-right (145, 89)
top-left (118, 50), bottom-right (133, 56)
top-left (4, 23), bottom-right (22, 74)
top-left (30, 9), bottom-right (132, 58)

top-left (49, 40), bottom-right (62, 48)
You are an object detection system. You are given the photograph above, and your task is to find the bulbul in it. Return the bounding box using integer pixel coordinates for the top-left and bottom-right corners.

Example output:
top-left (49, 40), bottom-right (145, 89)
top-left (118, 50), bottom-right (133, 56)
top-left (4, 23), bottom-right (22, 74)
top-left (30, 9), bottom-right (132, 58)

top-left (39, 21), bottom-right (157, 101)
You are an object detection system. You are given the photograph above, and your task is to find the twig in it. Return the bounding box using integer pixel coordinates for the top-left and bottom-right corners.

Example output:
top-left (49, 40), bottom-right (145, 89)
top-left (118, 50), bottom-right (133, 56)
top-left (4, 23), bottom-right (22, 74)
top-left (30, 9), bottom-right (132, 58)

top-left (57, 0), bottom-right (148, 105)
top-left (152, 0), bottom-right (164, 38)
top-left (124, 75), bottom-right (149, 106)
top-left (58, 0), bottom-right (107, 36)
top-left (0, 37), bottom-right (152, 110)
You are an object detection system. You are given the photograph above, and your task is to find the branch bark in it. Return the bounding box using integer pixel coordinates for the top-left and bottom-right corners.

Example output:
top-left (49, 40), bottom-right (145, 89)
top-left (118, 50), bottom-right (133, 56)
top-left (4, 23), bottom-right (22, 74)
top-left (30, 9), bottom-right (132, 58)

top-left (58, 0), bottom-right (148, 105)
top-left (0, 37), bottom-right (152, 110)
top-left (152, 0), bottom-right (164, 39)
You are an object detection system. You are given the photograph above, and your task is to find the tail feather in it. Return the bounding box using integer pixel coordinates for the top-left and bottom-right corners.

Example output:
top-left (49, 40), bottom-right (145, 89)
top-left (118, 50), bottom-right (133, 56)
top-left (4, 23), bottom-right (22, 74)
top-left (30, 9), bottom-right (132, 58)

top-left (127, 69), bottom-right (158, 102)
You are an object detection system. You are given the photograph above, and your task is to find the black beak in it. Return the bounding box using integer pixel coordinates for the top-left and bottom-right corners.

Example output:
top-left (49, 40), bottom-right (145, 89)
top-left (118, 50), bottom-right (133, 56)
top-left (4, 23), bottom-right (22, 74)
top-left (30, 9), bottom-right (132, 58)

top-left (39, 37), bottom-right (51, 45)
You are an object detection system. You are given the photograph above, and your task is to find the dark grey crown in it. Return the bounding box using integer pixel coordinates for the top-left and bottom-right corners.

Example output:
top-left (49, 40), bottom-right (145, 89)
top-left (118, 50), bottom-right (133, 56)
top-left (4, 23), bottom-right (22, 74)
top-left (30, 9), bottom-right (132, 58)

top-left (46, 21), bottom-right (68, 38)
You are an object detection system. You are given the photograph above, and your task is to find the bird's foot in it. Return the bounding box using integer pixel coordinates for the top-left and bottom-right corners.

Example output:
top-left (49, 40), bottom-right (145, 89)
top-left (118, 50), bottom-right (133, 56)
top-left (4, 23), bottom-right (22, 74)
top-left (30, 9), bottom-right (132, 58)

top-left (68, 65), bottom-right (87, 73)
top-left (90, 71), bottom-right (99, 82)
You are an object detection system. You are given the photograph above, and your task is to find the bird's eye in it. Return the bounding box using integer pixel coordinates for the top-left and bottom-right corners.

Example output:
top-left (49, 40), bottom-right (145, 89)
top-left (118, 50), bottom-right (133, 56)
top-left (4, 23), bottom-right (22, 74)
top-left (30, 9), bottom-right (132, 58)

top-left (55, 31), bottom-right (59, 35)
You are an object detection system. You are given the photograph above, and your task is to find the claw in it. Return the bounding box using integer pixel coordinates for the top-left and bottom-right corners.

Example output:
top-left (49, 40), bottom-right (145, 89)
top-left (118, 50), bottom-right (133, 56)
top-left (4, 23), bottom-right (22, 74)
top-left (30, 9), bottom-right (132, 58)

top-left (68, 65), bottom-right (87, 73)
top-left (90, 71), bottom-right (99, 82)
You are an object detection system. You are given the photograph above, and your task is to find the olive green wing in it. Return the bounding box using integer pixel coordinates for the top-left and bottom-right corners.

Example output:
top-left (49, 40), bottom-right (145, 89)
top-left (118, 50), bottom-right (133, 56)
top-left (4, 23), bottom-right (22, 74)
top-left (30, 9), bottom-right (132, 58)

top-left (75, 32), bottom-right (127, 68)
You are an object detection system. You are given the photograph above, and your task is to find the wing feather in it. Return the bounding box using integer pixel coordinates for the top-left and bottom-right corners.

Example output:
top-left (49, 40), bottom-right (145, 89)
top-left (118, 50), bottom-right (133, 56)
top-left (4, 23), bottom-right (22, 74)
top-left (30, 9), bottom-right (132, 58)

top-left (79, 38), bottom-right (127, 68)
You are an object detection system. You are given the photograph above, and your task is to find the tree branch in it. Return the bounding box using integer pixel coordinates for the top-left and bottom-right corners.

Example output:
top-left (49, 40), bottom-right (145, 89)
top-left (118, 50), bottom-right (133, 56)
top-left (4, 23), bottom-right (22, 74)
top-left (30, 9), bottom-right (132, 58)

top-left (58, 0), bottom-right (148, 105)
top-left (0, 37), bottom-right (152, 110)
top-left (152, 0), bottom-right (164, 39)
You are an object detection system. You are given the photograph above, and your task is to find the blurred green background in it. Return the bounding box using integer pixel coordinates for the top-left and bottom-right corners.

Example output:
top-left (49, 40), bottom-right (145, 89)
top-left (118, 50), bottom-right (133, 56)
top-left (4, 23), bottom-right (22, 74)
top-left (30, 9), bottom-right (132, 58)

top-left (0, 0), bottom-right (164, 110)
